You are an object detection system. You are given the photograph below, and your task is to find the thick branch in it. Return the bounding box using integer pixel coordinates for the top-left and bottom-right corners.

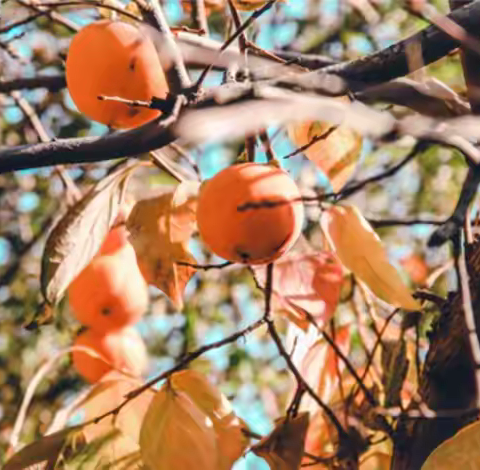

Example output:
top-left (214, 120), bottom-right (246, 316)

top-left (323, 0), bottom-right (480, 90)
top-left (0, 119), bottom-right (175, 173)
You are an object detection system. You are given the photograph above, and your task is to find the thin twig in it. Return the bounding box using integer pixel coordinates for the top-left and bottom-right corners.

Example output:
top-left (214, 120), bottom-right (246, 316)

top-left (10, 91), bottom-right (81, 202)
top-left (93, 317), bottom-right (267, 424)
top-left (283, 127), bottom-right (337, 160)
top-left (262, 263), bottom-right (350, 442)
top-left (195, 0), bottom-right (279, 88)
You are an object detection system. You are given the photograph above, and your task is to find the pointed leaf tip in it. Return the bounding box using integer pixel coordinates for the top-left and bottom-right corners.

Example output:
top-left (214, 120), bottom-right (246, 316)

top-left (320, 204), bottom-right (421, 311)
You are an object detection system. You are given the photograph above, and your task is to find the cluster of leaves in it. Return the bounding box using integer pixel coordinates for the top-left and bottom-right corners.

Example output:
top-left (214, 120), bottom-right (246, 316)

top-left (1, 0), bottom-right (480, 469)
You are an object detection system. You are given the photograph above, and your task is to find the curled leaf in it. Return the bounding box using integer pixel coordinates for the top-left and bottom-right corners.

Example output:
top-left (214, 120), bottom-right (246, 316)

top-left (140, 384), bottom-right (217, 470)
top-left (252, 412), bottom-right (310, 470)
top-left (253, 252), bottom-right (343, 330)
top-left (41, 162), bottom-right (139, 306)
top-left (320, 204), bottom-right (421, 311)
top-left (126, 181), bottom-right (199, 309)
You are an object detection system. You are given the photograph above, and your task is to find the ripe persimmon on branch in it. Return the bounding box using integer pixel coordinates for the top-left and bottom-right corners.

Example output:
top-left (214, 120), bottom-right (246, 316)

top-left (5, 0), bottom-right (480, 469)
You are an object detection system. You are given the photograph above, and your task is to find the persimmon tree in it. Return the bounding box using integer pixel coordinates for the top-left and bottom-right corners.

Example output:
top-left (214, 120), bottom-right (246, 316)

top-left (2, 0), bottom-right (480, 469)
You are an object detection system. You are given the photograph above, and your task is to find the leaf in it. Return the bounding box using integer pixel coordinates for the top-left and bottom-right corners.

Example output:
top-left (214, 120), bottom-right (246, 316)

top-left (298, 325), bottom-right (351, 413)
top-left (302, 411), bottom-right (332, 470)
top-left (76, 373), bottom-right (155, 444)
top-left (360, 451), bottom-right (391, 470)
top-left (288, 110), bottom-right (363, 192)
top-left (252, 412), bottom-right (310, 470)
top-left (126, 181), bottom-right (199, 309)
top-left (4, 426), bottom-right (86, 470)
top-left (41, 162), bottom-right (139, 306)
top-left (422, 421), bottom-right (480, 470)
top-left (72, 373), bottom-right (154, 469)
top-left (320, 204), bottom-right (421, 311)
top-left (170, 370), bottom-right (249, 469)
top-left (253, 252), bottom-right (343, 330)
top-left (140, 384), bottom-right (218, 470)
top-left (381, 339), bottom-right (408, 407)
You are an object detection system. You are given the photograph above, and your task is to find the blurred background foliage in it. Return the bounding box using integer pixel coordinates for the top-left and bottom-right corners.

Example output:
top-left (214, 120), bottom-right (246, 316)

top-left (0, 0), bottom-right (469, 467)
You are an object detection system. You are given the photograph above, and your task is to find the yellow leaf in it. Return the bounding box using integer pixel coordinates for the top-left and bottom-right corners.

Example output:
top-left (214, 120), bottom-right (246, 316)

top-left (72, 374), bottom-right (154, 469)
top-left (170, 369), bottom-right (232, 421)
top-left (288, 101), bottom-right (362, 192)
top-left (170, 370), bottom-right (249, 469)
top-left (77, 373), bottom-right (154, 444)
top-left (320, 204), bottom-right (420, 311)
top-left (126, 182), bottom-right (199, 309)
top-left (360, 450), bottom-right (391, 470)
top-left (422, 421), bottom-right (480, 470)
top-left (252, 412), bottom-right (310, 470)
top-left (140, 384), bottom-right (218, 470)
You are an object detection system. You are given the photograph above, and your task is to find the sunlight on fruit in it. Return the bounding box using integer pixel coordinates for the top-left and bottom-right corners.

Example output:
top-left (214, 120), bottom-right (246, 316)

top-left (197, 162), bottom-right (304, 264)
top-left (65, 20), bottom-right (169, 129)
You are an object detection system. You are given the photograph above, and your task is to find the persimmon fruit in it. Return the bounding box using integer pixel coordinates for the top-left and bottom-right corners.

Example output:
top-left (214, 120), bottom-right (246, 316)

top-left (72, 327), bottom-right (148, 383)
top-left (65, 20), bottom-right (169, 129)
top-left (68, 227), bottom-right (149, 332)
top-left (197, 162), bottom-right (304, 264)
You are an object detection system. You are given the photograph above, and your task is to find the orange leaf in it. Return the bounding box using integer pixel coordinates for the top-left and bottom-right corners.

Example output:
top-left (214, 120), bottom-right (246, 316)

top-left (252, 412), bottom-right (310, 470)
top-left (288, 106), bottom-right (362, 192)
top-left (320, 204), bottom-right (421, 311)
top-left (254, 252), bottom-right (343, 330)
top-left (126, 182), bottom-right (199, 309)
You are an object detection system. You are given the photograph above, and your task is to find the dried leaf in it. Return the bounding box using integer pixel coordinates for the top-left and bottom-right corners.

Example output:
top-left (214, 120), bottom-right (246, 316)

top-left (4, 426), bottom-right (86, 470)
top-left (140, 384), bottom-right (218, 470)
top-left (252, 412), bottom-right (310, 470)
top-left (288, 113), bottom-right (363, 192)
top-left (320, 204), bottom-right (421, 311)
top-left (253, 252), bottom-right (343, 330)
top-left (381, 339), bottom-right (408, 407)
top-left (126, 182), bottom-right (199, 309)
top-left (422, 421), bottom-right (480, 470)
top-left (41, 162), bottom-right (139, 306)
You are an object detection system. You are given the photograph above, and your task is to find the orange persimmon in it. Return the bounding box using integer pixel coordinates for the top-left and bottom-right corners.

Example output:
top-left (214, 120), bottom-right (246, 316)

top-left (72, 327), bottom-right (148, 383)
top-left (197, 162), bottom-right (304, 264)
top-left (68, 227), bottom-right (149, 332)
top-left (65, 20), bottom-right (169, 129)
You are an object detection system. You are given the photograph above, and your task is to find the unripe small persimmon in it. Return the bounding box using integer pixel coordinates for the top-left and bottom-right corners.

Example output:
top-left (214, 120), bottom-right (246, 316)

top-left (65, 20), bottom-right (168, 129)
top-left (68, 227), bottom-right (149, 332)
top-left (197, 162), bottom-right (304, 264)
top-left (72, 327), bottom-right (148, 383)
